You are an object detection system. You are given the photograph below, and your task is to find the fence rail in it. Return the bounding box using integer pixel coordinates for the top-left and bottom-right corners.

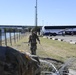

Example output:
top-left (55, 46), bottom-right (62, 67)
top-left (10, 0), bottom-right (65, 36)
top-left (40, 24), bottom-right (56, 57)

top-left (0, 28), bottom-right (25, 46)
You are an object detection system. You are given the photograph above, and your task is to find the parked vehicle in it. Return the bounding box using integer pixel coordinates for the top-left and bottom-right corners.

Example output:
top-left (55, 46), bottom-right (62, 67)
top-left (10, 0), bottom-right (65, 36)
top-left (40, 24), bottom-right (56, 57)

top-left (40, 26), bottom-right (62, 36)
top-left (40, 26), bottom-right (76, 36)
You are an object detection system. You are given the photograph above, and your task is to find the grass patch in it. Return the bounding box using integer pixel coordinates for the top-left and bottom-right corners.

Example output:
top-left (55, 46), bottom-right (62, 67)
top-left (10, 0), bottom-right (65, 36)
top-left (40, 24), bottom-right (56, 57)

top-left (8, 35), bottom-right (76, 62)
top-left (37, 37), bottom-right (76, 61)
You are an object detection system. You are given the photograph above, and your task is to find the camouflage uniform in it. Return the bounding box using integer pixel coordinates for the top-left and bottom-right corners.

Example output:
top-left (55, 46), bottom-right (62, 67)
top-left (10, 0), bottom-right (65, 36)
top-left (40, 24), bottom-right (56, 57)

top-left (29, 32), bottom-right (40, 55)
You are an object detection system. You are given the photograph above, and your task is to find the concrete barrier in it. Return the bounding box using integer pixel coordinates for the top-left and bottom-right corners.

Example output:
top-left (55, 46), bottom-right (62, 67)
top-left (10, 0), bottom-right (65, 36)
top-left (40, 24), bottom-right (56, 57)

top-left (43, 36), bottom-right (76, 45)
top-left (55, 38), bottom-right (58, 40)
top-left (70, 41), bottom-right (76, 44)
top-left (43, 36), bottom-right (47, 38)
top-left (47, 36), bottom-right (52, 39)
top-left (58, 39), bottom-right (62, 41)
top-left (52, 38), bottom-right (56, 40)
top-left (59, 39), bottom-right (63, 41)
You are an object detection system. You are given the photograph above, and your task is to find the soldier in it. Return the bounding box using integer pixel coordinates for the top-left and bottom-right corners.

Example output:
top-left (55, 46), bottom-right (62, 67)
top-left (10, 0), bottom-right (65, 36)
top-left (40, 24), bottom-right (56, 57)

top-left (28, 31), bottom-right (40, 55)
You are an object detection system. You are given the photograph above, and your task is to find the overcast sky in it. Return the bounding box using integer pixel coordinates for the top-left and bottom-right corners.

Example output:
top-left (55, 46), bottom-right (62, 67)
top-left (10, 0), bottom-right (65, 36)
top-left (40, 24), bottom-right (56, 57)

top-left (0, 0), bottom-right (76, 26)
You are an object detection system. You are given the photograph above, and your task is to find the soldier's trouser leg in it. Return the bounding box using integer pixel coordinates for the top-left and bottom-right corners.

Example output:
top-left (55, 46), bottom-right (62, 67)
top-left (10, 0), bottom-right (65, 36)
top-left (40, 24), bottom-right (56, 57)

top-left (30, 44), bottom-right (37, 55)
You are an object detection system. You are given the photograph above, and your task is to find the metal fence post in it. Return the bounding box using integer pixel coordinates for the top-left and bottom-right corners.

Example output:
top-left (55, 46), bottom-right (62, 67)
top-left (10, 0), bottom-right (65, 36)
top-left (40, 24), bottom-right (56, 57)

top-left (9, 29), bottom-right (12, 46)
top-left (19, 30), bottom-right (21, 39)
top-left (4, 28), bottom-right (7, 46)
top-left (0, 29), bottom-right (2, 46)
top-left (14, 29), bottom-right (16, 43)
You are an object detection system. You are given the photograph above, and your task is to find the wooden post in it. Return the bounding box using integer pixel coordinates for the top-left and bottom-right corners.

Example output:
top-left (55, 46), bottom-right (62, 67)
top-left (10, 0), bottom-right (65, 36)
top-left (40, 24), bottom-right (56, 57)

top-left (9, 29), bottom-right (12, 45)
top-left (16, 29), bottom-right (18, 42)
top-left (19, 30), bottom-right (21, 39)
top-left (14, 29), bottom-right (16, 43)
top-left (4, 28), bottom-right (7, 46)
top-left (17, 33), bottom-right (18, 42)
top-left (0, 29), bottom-right (2, 46)
top-left (18, 29), bottom-right (19, 40)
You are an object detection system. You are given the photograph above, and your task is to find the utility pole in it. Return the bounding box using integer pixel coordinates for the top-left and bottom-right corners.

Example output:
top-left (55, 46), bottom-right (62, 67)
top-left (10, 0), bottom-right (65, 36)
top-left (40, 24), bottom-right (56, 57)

top-left (35, 0), bottom-right (38, 27)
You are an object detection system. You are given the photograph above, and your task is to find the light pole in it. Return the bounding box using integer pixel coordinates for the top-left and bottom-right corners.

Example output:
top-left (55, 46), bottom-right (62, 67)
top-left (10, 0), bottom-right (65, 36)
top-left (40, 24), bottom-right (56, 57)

top-left (35, 0), bottom-right (38, 27)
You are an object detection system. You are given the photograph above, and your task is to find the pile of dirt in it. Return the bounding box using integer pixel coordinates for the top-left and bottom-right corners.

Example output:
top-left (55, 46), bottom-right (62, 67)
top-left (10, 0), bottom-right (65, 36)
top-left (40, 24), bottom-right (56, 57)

top-left (0, 46), bottom-right (40, 75)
